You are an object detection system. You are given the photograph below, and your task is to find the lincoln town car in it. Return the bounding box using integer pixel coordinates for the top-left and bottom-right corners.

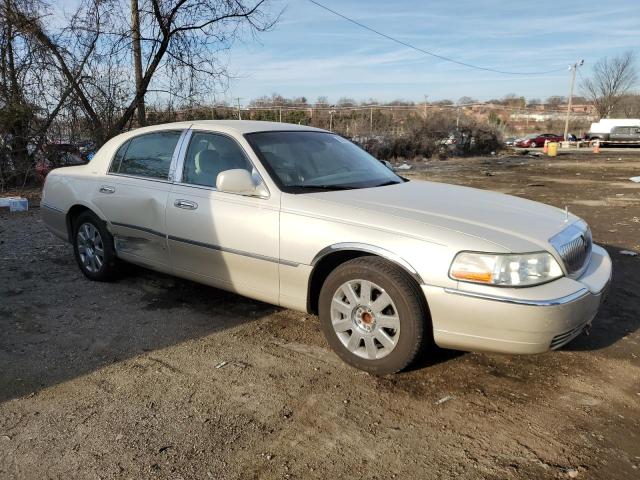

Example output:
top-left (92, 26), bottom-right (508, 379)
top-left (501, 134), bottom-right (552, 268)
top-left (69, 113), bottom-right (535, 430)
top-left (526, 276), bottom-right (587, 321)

top-left (41, 121), bottom-right (612, 374)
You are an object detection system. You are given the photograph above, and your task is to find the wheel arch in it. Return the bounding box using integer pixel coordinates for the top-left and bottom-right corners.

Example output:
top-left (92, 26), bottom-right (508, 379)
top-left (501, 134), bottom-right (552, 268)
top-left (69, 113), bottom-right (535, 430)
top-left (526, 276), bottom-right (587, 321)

top-left (306, 243), bottom-right (425, 314)
top-left (65, 203), bottom-right (107, 242)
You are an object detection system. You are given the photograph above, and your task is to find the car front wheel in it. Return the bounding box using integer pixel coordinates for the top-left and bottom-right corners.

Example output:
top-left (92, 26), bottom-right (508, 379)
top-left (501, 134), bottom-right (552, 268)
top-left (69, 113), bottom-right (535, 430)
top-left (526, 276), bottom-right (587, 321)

top-left (72, 211), bottom-right (119, 281)
top-left (318, 257), bottom-right (430, 375)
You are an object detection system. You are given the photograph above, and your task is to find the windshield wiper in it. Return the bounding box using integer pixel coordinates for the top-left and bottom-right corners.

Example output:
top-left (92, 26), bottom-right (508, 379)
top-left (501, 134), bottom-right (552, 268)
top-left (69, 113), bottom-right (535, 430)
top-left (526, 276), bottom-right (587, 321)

top-left (373, 180), bottom-right (403, 187)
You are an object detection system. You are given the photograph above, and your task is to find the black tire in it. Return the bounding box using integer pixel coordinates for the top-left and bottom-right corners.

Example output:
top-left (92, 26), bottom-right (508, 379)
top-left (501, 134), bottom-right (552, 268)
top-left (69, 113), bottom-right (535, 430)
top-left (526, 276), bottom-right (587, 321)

top-left (318, 256), bottom-right (431, 375)
top-left (72, 210), bottom-right (119, 281)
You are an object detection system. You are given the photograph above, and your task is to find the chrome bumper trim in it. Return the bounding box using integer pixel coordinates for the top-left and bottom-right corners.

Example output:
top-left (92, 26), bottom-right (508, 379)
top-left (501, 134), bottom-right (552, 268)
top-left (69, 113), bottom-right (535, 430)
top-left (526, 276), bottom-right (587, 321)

top-left (443, 287), bottom-right (590, 306)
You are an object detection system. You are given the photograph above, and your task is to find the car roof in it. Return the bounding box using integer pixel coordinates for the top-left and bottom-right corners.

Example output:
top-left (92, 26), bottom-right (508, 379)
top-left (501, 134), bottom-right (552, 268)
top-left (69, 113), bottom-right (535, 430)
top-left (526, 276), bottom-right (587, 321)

top-left (124, 120), bottom-right (328, 136)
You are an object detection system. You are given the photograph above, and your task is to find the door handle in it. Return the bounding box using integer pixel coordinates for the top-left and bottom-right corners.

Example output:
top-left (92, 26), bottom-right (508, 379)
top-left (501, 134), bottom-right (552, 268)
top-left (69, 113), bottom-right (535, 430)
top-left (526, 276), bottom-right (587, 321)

top-left (174, 199), bottom-right (198, 210)
top-left (99, 185), bottom-right (115, 194)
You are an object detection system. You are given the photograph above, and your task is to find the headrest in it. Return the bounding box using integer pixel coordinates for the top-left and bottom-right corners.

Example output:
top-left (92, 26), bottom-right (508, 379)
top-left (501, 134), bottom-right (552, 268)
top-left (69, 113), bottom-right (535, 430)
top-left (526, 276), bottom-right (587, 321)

top-left (195, 149), bottom-right (219, 174)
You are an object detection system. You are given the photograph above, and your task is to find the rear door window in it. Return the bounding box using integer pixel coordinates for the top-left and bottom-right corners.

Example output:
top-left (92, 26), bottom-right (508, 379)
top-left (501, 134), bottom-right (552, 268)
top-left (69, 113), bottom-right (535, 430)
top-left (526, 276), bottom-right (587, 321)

top-left (113, 131), bottom-right (182, 180)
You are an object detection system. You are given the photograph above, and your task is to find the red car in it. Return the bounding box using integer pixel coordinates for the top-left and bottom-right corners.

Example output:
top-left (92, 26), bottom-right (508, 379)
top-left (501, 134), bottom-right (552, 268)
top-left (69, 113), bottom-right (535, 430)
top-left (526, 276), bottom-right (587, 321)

top-left (35, 143), bottom-right (86, 182)
top-left (515, 133), bottom-right (563, 148)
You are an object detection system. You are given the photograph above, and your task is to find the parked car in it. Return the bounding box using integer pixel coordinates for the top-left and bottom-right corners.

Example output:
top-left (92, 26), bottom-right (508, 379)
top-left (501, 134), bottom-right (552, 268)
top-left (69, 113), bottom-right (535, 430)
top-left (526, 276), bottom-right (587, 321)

top-left (504, 137), bottom-right (517, 147)
top-left (35, 143), bottom-right (87, 181)
top-left (41, 121), bottom-right (611, 375)
top-left (515, 133), bottom-right (563, 148)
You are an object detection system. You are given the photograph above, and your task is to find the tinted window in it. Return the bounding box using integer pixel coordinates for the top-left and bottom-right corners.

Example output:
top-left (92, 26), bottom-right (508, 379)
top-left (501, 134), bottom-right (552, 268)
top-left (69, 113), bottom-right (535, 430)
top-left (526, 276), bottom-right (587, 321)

top-left (182, 132), bottom-right (252, 188)
top-left (115, 131), bottom-right (182, 179)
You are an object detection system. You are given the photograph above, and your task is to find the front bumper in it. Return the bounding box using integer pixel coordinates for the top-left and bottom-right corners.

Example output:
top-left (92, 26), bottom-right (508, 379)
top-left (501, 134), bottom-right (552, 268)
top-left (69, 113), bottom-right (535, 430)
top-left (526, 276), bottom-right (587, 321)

top-left (425, 244), bottom-right (612, 354)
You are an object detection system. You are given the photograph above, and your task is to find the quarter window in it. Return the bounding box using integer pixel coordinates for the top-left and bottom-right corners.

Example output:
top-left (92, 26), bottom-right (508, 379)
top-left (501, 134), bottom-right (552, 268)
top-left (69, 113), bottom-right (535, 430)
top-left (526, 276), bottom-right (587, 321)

top-left (112, 131), bottom-right (182, 179)
top-left (109, 140), bottom-right (130, 173)
top-left (182, 132), bottom-right (252, 188)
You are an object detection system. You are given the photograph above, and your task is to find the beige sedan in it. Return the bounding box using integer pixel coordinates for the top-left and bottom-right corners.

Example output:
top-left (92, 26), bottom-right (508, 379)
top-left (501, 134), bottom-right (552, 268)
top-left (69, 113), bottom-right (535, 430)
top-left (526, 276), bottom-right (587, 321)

top-left (41, 121), bottom-right (612, 374)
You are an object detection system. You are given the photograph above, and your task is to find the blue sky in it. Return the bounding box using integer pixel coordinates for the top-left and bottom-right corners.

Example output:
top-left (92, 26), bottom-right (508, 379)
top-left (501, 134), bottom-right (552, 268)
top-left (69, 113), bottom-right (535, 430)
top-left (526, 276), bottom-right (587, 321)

top-left (52, 0), bottom-right (640, 104)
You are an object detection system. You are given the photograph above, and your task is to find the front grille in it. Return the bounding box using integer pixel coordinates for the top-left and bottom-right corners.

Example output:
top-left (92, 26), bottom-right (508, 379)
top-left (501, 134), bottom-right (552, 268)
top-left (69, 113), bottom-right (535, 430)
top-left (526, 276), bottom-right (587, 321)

top-left (549, 221), bottom-right (592, 278)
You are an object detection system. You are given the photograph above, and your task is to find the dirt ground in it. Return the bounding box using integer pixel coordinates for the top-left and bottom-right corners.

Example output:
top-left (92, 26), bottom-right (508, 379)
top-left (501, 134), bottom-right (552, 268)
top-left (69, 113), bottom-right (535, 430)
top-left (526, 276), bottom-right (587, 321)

top-left (1, 149), bottom-right (639, 480)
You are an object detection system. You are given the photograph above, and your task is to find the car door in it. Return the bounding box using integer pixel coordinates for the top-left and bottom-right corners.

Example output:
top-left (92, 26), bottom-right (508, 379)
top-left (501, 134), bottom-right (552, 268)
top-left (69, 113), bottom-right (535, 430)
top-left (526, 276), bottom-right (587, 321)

top-left (165, 130), bottom-right (280, 304)
top-left (93, 129), bottom-right (186, 273)
top-left (609, 127), bottom-right (627, 141)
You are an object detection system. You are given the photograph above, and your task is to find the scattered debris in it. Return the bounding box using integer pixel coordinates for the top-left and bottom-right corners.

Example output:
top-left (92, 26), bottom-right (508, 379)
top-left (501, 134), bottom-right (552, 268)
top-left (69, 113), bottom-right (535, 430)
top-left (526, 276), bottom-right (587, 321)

top-left (566, 468), bottom-right (579, 478)
top-left (1, 435), bottom-right (11, 441)
top-left (481, 170), bottom-right (494, 176)
top-left (619, 250), bottom-right (638, 257)
top-left (434, 395), bottom-right (455, 405)
top-left (528, 151), bottom-right (543, 157)
top-left (396, 163), bottom-right (412, 170)
top-left (214, 360), bottom-right (250, 369)
top-left (630, 176), bottom-right (640, 183)
top-left (527, 183), bottom-right (545, 187)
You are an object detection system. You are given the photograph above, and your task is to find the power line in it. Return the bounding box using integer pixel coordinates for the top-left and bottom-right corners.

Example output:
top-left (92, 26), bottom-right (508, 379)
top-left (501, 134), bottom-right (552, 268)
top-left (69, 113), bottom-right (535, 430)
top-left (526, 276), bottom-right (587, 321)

top-left (307, 0), bottom-right (569, 76)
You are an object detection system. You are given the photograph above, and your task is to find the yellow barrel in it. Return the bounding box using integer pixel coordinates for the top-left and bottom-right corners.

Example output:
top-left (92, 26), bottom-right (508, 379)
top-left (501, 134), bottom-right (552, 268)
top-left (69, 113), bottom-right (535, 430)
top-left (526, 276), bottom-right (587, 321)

top-left (547, 142), bottom-right (558, 157)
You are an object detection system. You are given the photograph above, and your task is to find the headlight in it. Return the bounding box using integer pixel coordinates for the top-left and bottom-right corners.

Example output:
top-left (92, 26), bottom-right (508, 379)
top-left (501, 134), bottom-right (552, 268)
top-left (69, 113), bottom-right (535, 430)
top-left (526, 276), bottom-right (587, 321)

top-left (449, 251), bottom-right (563, 287)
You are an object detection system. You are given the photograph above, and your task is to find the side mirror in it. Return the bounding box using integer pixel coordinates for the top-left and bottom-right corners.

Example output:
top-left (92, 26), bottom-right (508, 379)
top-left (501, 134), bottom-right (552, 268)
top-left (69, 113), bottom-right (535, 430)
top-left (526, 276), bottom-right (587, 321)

top-left (216, 169), bottom-right (268, 197)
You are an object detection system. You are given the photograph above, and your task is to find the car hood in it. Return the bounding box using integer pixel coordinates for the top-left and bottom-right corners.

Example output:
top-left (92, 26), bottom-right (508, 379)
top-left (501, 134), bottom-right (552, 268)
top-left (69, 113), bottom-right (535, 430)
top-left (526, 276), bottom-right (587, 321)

top-left (292, 180), bottom-right (577, 252)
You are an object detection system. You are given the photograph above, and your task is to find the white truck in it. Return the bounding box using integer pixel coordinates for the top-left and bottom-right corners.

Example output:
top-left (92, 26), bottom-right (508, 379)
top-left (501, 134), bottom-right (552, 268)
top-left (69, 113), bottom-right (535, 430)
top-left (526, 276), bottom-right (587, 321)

top-left (587, 119), bottom-right (640, 144)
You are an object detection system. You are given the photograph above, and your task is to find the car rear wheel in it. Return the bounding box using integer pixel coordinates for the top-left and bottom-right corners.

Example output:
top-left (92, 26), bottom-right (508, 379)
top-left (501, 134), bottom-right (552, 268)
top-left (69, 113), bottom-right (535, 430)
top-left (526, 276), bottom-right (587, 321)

top-left (73, 211), bottom-right (119, 281)
top-left (318, 257), bottom-right (430, 375)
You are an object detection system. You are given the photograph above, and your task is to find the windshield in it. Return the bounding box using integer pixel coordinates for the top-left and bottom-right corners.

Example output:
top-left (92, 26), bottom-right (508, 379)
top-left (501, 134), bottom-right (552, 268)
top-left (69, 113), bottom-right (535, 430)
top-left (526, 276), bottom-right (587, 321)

top-left (244, 131), bottom-right (403, 193)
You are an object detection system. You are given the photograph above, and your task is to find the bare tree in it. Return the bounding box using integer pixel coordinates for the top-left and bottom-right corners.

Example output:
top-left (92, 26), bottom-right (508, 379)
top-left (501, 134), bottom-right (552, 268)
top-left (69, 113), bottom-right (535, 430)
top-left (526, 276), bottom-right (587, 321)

top-left (457, 96), bottom-right (477, 105)
top-left (10, 0), bottom-right (277, 142)
top-left (1, 0), bottom-right (99, 188)
top-left (545, 95), bottom-right (565, 108)
top-left (581, 51), bottom-right (638, 119)
top-left (611, 93), bottom-right (640, 118)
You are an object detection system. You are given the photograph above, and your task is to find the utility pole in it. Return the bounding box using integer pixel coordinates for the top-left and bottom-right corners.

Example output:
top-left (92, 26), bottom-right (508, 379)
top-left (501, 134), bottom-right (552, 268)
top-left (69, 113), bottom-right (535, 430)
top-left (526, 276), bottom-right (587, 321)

top-left (235, 97), bottom-right (242, 120)
top-left (423, 94), bottom-right (428, 118)
top-left (564, 59), bottom-right (584, 141)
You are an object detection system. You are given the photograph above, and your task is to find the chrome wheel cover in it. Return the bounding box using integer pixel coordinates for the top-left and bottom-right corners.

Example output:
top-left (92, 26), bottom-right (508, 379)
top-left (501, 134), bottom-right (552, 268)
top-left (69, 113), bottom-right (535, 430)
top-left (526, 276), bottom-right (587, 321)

top-left (330, 279), bottom-right (400, 360)
top-left (77, 222), bottom-right (105, 273)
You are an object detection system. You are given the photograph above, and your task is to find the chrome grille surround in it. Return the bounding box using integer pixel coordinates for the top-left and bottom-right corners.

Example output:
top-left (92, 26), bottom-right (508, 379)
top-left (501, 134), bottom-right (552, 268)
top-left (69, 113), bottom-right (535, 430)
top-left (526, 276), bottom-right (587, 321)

top-left (549, 220), bottom-right (592, 279)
